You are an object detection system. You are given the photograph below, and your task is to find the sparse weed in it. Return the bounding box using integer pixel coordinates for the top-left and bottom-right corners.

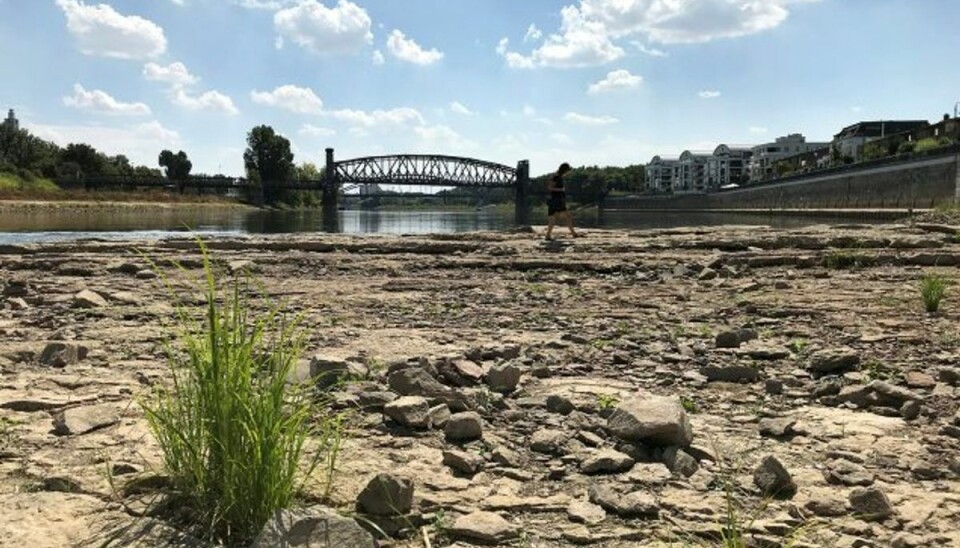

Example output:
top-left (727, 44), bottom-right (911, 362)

top-left (862, 359), bottom-right (895, 382)
top-left (596, 394), bottom-right (620, 412)
top-left (823, 250), bottom-right (868, 269)
top-left (590, 338), bottom-right (614, 350)
top-left (877, 295), bottom-right (901, 307)
top-left (697, 324), bottom-right (712, 338)
top-left (679, 395), bottom-right (699, 414)
top-left (0, 416), bottom-right (21, 449)
top-left (920, 273), bottom-right (948, 313)
top-left (786, 338), bottom-right (808, 355)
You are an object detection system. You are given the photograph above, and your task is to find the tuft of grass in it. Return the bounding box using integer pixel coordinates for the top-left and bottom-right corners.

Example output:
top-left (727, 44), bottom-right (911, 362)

top-left (140, 241), bottom-right (343, 546)
top-left (823, 250), bottom-right (868, 269)
top-left (920, 273), bottom-right (948, 313)
top-left (679, 395), bottom-right (699, 415)
top-left (596, 394), bottom-right (620, 412)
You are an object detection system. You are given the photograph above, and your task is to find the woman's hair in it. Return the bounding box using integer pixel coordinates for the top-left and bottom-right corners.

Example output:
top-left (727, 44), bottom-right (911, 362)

top-left (558, 162), bottom-right (572, 174)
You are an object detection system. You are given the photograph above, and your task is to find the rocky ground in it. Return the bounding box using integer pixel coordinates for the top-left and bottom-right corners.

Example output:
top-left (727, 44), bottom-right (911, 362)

top-left (1, 222), bottom-right (960, 548)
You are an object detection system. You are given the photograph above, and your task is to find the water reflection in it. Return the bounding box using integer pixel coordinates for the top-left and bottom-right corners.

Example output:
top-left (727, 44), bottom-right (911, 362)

top-left (0, 206), bottom-right (895, 245)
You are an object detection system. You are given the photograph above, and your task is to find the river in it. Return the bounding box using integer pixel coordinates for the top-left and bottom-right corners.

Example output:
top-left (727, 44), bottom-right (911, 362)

top-left (0, 206), bottom-right (896, 245)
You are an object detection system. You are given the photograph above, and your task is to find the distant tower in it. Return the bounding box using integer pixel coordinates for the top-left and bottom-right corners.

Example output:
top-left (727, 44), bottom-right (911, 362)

top-left (3, 109), bottom-right (18, 131)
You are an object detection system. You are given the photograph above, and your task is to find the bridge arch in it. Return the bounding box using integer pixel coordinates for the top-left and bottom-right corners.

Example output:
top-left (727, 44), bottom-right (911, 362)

top-left (323, 148), bottom-right (530, 223)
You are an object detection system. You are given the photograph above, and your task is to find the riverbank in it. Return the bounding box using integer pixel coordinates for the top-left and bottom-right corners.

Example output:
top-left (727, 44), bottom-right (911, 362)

top-left (1, 225), bottom-right (959, 547)
top-left (0, 196), bottom-right (250, 212)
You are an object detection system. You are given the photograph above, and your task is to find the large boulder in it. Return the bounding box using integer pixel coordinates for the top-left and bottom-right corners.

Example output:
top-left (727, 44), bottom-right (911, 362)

top-left (849, 487), bottom-right (895, 522)
top-left (356, 473), bottom-right (414, 516)
top-left (445, 412), bottom-right (483, 442)
top-left (808, 347), bottom-right (860, 375)
top-left (251, 507), bottom-right (376, 548)
top-left (39, 342), bottom-right (88, 368)
top-left (485, 363), bottom-right (521, 393)
top-left (73, 289), bottom-right (108, 308)
top-left (607, 395), bottom-right (693, 448)
top-left (383, 396), bottom-right (430, 429)
top-left (388, 367), bottom-right (470, 411)
top-left (753, 455), bottom-right (797, 498)
top-left (449, 511), bottom-right (519, 545)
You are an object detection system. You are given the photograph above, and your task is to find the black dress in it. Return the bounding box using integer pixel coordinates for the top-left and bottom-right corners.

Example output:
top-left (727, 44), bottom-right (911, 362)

top-left (548, 174), bottom-right (566, 216)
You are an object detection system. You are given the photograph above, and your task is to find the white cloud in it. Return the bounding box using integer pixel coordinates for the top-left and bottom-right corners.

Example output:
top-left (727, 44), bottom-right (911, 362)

top-left (251, 85), bottom-right (324, 114)
top-left (698, 90), bottom-right (721, 99)
top-left (496, 37), bottom-right (509, 56)
top-left (524, 24), bottom-right (542, 42)
top-left (274, 0), bottom-right (373, 55)
top-left (63, 84), bottom-right (151, 116)
top-left (580, 0), bottom-right (802, 44)
top-left (499, 5), bottom-right (623, 69)
top-left (300, 124), bottom-right (336, 137)
top-left (348, 127), bottom-right (370, 138)
top-left (450, 101), bottom-right (475, 116)
top-left (143, 62), bottom-right (198, 88)
top-left (170, 0), bottom-right (185, 4)
top-left (326, 107), bottom-right (424, 127)
top-left (749, 126), bottom-right (768, 134)
top-left (56, 0), bottom-right (167, 60)
top-left (564, 112), bottom-right (619, 125)
top-left (173, 89), bottom-right (239, 115)
top-left (386, 30), bottom-right (444, 65)
top-left (851, 106), bottom-right (862, 113)
top-left (27, 120), bottom-right (180, 168)
top-left (414, 125), bottom-right (477, 150)
top-left (523, 105), bottom-right (537, 117)
top-left (630, 40), bottom-right (667, 57)
top-left (551, 133), bottom-right (574, 146)
top-left (372, 50), bottom-right (385, 65)
top-left (232, 0), bottom-right (295, 8)
top-left (588, 69), bottom-right (642, 95)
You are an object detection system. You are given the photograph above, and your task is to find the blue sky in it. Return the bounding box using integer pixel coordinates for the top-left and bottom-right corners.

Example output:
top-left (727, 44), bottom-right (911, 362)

top-left (1, 0), bottom-right (958, 177)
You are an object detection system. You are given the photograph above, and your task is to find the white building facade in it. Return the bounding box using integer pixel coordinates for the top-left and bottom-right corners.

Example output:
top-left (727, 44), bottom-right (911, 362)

top-left (706, 145), bottom-right (752, 189)
top-left (645, 156), bottom-right (678, 193)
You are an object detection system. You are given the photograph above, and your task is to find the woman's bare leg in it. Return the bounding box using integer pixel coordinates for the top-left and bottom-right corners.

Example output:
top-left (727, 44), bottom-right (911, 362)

top-left (545, 215), bottom-right (556, 239)
top-left (564, 212), bottom-right (577, 237)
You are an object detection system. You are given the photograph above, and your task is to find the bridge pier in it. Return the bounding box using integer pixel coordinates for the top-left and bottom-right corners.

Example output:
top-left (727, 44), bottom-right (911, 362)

top-left (322, 148), bottom-right (339, 211)
top-left (515, 160), bottom-right (530, 225)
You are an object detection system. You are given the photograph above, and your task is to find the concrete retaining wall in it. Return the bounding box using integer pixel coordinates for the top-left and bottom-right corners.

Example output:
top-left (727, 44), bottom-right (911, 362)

top-left (609, 147), bottom-right (960, 211)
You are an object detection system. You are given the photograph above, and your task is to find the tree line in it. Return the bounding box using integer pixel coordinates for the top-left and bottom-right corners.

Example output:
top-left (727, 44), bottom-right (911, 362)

top-left (1, 122), bottom-right (645, 206)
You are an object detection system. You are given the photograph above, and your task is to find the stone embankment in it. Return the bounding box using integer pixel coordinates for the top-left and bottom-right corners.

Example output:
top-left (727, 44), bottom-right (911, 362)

top-left (1, 223), bottom-right (959, 547)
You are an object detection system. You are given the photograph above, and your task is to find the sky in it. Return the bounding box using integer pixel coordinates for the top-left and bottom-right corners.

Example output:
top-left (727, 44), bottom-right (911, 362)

top-left (1, 0), bottom-right (958, 177)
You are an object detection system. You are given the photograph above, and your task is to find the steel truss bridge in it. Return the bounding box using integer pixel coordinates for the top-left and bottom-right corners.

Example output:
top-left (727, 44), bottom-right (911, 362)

top-left (55, 149), bottom-right (536, 222)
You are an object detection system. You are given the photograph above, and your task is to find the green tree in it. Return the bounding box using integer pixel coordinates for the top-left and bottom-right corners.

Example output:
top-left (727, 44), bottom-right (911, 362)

top-left (61, 143), bottom-right (104, 177)
top-left (159, 149), bottom-right (193, 180)
top-left (244, 125), bottom-right (294, 205)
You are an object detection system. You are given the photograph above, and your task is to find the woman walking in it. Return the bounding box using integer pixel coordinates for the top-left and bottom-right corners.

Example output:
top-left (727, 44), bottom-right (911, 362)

top-left (544, 162), bottom-right (578, 240)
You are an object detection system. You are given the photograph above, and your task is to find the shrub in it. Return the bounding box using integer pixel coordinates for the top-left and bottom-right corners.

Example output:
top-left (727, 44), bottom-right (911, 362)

top-left (897, 140), bottom-right (917, 154)
top-left (914, 137), bottom-right (952, 153)
top-left (141, 242), bottom-right (342, 545)
top-left (920, 273), bottom-right (947, 313)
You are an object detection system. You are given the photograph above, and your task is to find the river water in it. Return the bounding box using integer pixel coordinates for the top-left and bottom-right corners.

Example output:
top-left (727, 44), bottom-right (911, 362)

top-left (0, 207), bottom-right (894, 245)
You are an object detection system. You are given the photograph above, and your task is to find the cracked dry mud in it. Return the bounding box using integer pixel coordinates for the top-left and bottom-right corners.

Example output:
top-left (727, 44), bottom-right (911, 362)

top-left (1, 222), bottom-right (959, 548)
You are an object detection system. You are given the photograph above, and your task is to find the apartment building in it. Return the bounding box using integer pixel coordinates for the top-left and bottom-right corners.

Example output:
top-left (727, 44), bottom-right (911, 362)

top-left (748, 134), bottom-right (829, 181)
top-left (645, 155), bottom-right (678, 193)
top-left (706, 144), bottom-right (752, 189)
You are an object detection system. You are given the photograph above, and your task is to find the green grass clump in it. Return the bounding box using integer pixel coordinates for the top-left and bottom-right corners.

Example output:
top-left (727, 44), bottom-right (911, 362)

top-left (0, 171), bottom-right (60, 192)
top-left (141, 242), bottom-right (341, 546)
top-left (920, 273), bottom-right (948, 313)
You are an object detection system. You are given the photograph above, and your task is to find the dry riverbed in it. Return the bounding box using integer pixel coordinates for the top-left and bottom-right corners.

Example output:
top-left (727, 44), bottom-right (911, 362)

top-left (1, 224), bottom-right (959, 547)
